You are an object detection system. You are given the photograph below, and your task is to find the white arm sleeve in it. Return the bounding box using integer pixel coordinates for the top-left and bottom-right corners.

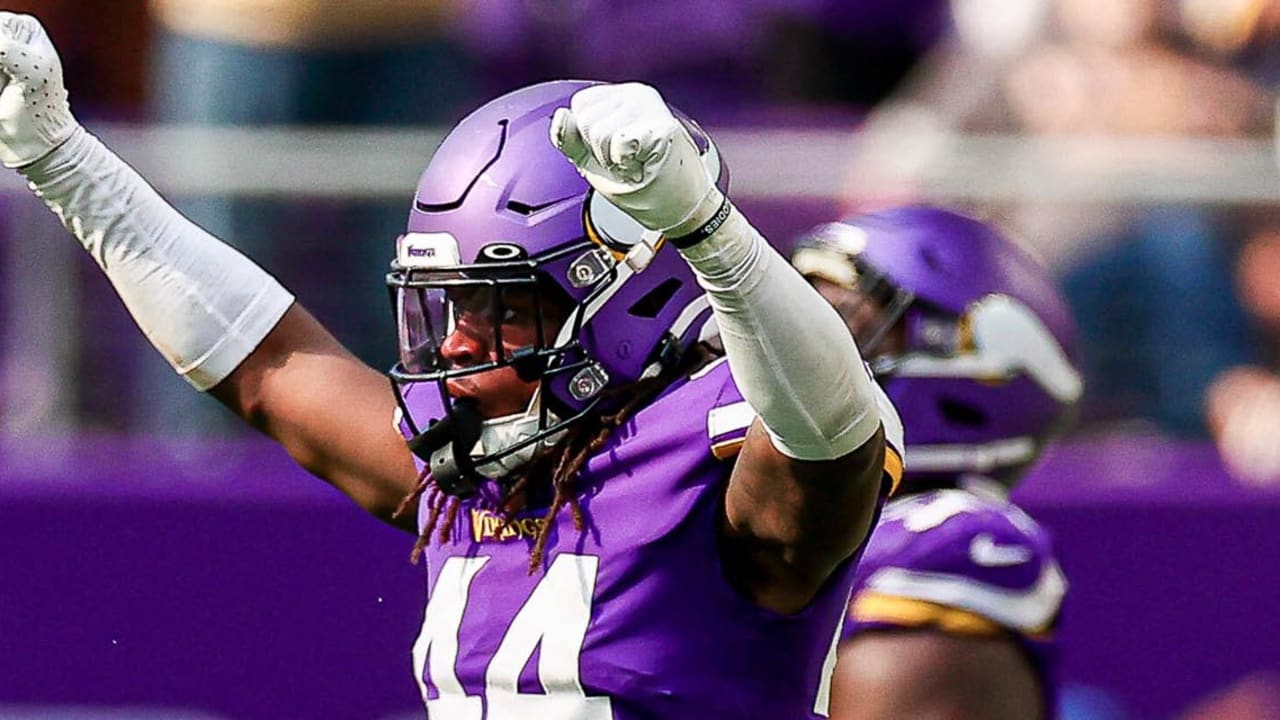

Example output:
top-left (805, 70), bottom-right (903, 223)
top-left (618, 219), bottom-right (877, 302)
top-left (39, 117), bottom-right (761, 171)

top-left (19, 127), bottom-right (294, 391)
top-left (677, 199), bottom-right (882, 461)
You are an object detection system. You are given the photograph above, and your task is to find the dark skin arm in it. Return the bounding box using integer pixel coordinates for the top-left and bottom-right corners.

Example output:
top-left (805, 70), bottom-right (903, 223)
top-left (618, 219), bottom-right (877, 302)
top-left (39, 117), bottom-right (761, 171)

top-left (210, 303), bottom-right (420, 532)
top-left (830, 631), bottom-right (1045, 720)
top-left (721, 420), bottom-right (886, 614)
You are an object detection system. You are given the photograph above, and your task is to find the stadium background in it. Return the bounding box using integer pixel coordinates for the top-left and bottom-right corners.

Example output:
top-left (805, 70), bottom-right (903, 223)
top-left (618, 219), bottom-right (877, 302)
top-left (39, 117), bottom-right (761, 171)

top-left (3, 1), bottom-right (1280, 718)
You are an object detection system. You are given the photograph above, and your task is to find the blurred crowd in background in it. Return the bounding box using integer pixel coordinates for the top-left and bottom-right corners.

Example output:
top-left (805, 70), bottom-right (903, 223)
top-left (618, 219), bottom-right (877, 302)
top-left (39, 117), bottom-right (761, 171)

top-left (5, 0), bottom-right (1280, 479)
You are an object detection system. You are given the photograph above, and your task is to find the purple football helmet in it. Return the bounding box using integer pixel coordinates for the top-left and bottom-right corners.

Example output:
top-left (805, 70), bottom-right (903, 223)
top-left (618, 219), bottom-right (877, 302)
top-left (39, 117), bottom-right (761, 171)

top-left (791, 206), bottom-right (1083, 488)
top-left (387, 80), bottom-right (725, 491)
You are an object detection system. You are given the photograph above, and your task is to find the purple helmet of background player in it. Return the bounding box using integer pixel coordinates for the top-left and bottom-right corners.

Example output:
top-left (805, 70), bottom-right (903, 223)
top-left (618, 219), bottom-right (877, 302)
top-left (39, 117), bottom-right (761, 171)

top-left (386, 80), bottom-right (727, 494)
top-left (791, 206), bottom-right (1083, 488)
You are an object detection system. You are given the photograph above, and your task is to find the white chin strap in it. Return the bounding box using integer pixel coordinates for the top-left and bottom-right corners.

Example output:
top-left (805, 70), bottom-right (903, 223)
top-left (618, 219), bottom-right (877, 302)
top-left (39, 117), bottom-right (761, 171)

top-left (471, 388), bottom-right (564, 479)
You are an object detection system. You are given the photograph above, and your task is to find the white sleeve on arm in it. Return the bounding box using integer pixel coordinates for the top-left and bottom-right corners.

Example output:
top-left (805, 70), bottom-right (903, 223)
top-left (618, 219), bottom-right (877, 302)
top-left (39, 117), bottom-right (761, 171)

top-left (19, 127), bottom-right (295, 391)
top-left (675, 200), bottom-right (882, 461)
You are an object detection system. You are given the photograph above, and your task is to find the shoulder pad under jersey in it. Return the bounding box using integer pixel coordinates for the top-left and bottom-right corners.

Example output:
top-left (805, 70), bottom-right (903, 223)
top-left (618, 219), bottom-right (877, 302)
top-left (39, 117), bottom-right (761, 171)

top-left (850, 488), bottom-right (1066, 637)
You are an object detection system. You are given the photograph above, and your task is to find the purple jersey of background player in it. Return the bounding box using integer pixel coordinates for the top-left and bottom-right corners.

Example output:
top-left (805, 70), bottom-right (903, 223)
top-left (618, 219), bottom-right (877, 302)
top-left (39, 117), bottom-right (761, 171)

top-left (403, 359), bottom-right (904, 719)
top-left (845, 486), bottom-right (1066, 710)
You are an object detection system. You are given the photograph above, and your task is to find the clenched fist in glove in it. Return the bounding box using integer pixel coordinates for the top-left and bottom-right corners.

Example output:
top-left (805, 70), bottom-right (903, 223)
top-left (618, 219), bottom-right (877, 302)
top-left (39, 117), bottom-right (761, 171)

top-left (0, 12), bottom-right (78, 168)
top-left (550, 82), bottom-right (724, 239)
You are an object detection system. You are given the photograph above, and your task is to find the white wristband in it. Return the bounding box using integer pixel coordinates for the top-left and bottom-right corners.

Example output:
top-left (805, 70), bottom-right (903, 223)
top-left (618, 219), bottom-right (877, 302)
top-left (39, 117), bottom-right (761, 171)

top-left (20, 127), bottom-right (294, 390)
top-left (678, 204), bottom-right (883, 461)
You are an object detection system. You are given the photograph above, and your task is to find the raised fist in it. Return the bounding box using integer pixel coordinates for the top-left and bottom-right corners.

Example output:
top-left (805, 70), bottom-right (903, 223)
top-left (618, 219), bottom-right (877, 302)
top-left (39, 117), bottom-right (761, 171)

top-left (550, 82), bottom-right (722, 237)
top-left (0, 12), bottom-right (77, 168)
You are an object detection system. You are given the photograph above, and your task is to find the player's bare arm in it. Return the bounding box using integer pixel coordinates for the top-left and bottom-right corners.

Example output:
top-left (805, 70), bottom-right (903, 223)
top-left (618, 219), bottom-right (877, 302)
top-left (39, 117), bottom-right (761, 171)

top-left (0, 12), bottom-right (420, 527)
top-left (211, 305), bottom-right (419, 527)
top-left (550, 83), bottom-right (892, 613)
top-left (722, 423), bottom-right (886, 613)
top-left (832, 632), bottom-right (1044, 720)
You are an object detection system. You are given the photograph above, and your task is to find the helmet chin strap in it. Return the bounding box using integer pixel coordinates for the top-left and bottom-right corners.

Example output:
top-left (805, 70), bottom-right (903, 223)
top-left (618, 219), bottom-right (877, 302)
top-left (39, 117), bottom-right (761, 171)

top-left (406, 397), bottom-right (485, 498)
top-left (471, 385), bottom-right (565, 480)
top-left (406, 387), bottom-right (566, 497)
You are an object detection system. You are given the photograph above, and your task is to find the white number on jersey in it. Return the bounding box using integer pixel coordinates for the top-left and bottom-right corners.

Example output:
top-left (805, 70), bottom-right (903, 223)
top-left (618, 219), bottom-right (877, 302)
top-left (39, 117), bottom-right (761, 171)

top-left (812, 588), bottom-right (852, 717)
top-left (413, 554), bottom-right (613, 719)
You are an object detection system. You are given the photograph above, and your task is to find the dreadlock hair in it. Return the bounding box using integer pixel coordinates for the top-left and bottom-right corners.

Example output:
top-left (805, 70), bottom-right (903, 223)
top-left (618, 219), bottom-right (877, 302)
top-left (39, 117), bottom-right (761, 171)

top-left (393, 341), bottom-right (721, 573)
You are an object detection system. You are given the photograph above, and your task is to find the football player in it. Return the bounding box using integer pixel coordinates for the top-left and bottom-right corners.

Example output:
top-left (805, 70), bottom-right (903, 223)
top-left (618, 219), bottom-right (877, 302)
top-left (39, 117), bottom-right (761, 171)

top-left (791, 207), bottom-right (1081, 720)
top-left (0, 13), bottom-right (902, 718)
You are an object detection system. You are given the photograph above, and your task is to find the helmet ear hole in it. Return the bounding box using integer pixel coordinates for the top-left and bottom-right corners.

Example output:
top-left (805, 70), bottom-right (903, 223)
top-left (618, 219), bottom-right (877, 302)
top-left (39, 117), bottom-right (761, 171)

top-left (939, 397), bottom-right (988, 428)
top-left (628, 278), bottom-right (682, 319)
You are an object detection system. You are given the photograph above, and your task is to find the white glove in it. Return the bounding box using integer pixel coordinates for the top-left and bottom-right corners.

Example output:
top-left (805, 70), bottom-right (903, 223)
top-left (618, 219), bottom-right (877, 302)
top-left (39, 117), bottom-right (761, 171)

top-left (550, 82), bottom-right (722, 237)
top-left (0, 12), bottom-right (78, 168)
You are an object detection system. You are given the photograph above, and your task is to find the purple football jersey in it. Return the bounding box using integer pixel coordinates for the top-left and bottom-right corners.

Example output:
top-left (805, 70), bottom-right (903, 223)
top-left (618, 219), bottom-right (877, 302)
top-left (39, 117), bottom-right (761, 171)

top-left (844, 484), bottom-right (1066, 712)
top-left (412, 359), bottom-right (898, 719)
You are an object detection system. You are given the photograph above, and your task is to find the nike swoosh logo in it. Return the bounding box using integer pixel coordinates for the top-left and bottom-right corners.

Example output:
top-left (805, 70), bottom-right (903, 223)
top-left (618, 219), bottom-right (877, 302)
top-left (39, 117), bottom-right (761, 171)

top-left (969, 533), bottom-right (1033, 567)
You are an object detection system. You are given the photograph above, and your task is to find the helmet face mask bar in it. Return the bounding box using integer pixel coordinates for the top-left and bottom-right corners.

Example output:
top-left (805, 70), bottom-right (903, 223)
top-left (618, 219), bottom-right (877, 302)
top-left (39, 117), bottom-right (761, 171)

top-left (803, 255), bottom-right (987, 382)
top-left (805, 258), bottom-right (916, 363)
top-left (388, 241), bottom-right (593, 383)
top-left (387, 235), bottom-right (616, 491)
